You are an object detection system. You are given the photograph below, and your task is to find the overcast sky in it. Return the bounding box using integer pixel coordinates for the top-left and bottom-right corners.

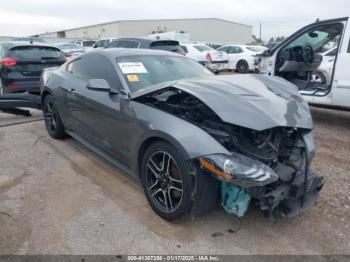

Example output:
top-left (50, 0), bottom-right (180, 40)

top-left (0, 0), bottom-right (348, 40)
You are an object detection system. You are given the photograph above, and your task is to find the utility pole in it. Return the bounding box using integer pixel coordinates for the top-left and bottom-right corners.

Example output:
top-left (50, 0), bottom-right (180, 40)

top-left (259, 22), bottom-right (262, 41)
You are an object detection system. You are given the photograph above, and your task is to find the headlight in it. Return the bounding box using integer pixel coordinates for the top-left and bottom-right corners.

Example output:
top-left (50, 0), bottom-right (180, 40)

top-left (199, 152), bottom-right (279, 188)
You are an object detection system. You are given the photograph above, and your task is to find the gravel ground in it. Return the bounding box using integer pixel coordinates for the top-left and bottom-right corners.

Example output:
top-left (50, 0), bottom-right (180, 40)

top-left (0, 106), bottom-right (349, 255)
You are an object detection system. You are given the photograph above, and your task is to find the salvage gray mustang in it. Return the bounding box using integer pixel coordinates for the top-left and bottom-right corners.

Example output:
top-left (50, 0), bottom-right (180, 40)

top-left (40, 49), bottom-right (323, 221)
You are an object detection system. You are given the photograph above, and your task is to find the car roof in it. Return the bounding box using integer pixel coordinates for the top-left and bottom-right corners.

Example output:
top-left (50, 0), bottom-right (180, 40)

top-left (0, 41), bottom-right (60, 50)
top-left (112, 37), bottom-right (179, 44)
top-left (221, 44), bottom-right (246, 47)
top-left (181, 43), bottom-right (208, 46)
top-left (99, 38), bottom-right (117, 40)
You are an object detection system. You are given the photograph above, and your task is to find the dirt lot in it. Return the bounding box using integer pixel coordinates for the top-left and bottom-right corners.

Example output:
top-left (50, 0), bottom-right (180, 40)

top-left (0, 106), bottom-right (349, 255)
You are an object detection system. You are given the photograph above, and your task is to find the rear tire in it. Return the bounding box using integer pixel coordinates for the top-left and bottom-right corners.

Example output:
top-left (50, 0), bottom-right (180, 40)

top-left (236, 60), bottom-right (249, 74)
top-left (140, 141), bottom-right (193, 221)
top-left (43, 95), bottom-right (67, 139)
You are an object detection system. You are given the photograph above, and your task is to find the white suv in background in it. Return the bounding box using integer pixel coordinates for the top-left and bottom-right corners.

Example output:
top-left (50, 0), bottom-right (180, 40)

top-left (180, 44), bottom-right (228, 74)
top-left (216, 45), bottom-right (267, 73)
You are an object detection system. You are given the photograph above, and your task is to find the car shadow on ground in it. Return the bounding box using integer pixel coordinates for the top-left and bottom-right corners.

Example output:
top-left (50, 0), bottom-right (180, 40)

top-left (310, 106), bottom-right (350, 130)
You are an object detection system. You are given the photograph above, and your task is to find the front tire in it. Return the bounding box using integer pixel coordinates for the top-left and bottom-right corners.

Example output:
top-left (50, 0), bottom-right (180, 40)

top-left (140, 141), bottom-right (193, 221)
top-left (43, 95), bottom-right (67, 139)
top-left (236, 60), bottom-right (249, 74)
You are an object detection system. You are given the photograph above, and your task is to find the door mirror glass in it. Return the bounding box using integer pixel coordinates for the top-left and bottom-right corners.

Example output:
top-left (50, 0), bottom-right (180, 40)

top-left (86, 79), bottom-right (112, 92)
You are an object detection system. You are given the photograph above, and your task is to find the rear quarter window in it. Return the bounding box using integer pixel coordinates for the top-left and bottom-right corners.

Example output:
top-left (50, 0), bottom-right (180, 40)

top-left (9, 46), bottom-right (63, 59)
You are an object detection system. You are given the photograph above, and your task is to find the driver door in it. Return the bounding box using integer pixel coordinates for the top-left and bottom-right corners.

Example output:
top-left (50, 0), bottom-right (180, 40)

top-left (64, 53), bottom-right (130, 161)
top-left (331, 26), bottom-right (350, 107)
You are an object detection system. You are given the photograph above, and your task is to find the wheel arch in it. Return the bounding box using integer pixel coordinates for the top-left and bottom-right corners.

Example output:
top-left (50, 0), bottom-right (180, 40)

top-left (135, 133), bottom-right (220, 219)
top-left (41, 89), bottom-right (51, 106)
top-left (236, 59), bottom-right (248, 68)
top-left (136, 133), bottom-right (191, 179)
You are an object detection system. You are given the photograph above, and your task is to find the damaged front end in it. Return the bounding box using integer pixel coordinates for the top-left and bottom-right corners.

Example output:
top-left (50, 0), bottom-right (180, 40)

top-left (134, 77), bottom-right (323, 220)
top-left (198, 128), bottom-right (323, 220)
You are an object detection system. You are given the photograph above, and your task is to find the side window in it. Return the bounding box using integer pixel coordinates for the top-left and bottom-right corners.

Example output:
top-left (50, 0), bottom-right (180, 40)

top-left (229, 46), bottom-right (242, 54)
top-left (97, 40), bottom-right (109, 48)
top-left (108, 41), bottom-right (120, 48)
top-left (67, 55), bottom-right (122, 90)
top-left (217, 46), bottom-right (229, 53)
top-left (117, 40), bottom-right (127, 48)
top-left (348, 38), bottom-right (350, 53)
top-left (118, 40), bottom-right (139, 48)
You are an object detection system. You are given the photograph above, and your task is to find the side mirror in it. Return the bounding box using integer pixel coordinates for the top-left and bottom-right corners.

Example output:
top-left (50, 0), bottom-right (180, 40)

top-left (86, 79), bottom-right (112, 92)
top-left (92, 44), bottom-right (97, 48)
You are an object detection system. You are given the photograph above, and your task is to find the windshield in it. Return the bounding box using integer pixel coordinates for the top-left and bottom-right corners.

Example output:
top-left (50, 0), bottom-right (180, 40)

top-left (286, 23), bottom-right (343, 51)
top-left (116, 55), bottom-right (213, 92)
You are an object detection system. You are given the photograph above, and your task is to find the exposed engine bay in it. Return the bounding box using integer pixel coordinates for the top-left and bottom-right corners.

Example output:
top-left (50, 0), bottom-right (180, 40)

top-left (136, 87), bottom-right (324, 220)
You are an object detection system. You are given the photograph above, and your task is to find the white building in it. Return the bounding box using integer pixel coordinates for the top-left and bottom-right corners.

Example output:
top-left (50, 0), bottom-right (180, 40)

top-left (36, 18), bottom-right (253, 45)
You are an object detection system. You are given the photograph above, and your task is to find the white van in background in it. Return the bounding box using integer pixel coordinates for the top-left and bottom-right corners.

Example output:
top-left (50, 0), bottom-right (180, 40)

top-left (149, 31), bottom-right (191, 44)
top-left (257, 17), bottom-right (350, 109)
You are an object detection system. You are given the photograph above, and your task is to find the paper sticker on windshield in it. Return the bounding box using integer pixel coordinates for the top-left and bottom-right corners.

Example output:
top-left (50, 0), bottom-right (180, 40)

top-left (118, 62), bottom-right (148, 74)
top-left (127, 74), bottom-right (139, 82)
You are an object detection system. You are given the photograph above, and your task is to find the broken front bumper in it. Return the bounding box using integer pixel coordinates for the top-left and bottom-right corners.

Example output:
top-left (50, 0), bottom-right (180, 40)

top-left (197, 152), bottom-right (323, 219)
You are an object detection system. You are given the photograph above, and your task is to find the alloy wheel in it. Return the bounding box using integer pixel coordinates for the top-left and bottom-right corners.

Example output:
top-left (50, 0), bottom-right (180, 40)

top-left (146, 151), bottom-right (184, 213)
top-left (237, 61), bottom-right (248, 73)
top-left (44, 100), bottom-right (57, 134)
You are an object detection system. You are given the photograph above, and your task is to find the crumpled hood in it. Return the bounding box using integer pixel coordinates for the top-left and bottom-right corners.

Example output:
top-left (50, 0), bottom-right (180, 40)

top-left (171, 74), bottom-right (313, 131)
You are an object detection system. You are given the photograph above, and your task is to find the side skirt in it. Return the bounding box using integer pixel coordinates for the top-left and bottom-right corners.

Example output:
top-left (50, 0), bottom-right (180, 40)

top-left (66, 130), bottom-right (140, 182)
